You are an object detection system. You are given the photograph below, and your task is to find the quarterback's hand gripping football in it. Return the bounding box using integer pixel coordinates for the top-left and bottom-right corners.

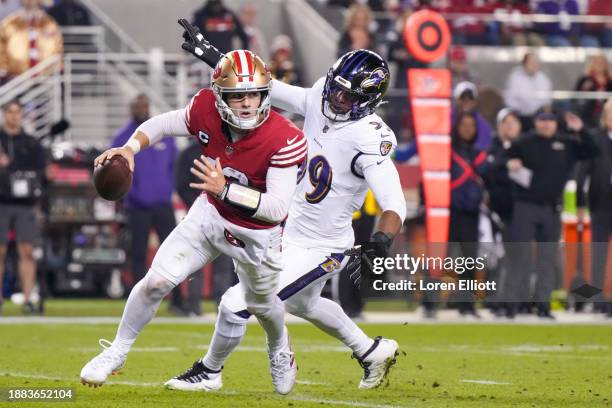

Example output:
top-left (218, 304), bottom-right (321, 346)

top-left (94, 147), bottom-right (135, 172)
top-left (178, 18), bottom-right (223, 68)
top-left (190, 156), bottom-right (227, 197)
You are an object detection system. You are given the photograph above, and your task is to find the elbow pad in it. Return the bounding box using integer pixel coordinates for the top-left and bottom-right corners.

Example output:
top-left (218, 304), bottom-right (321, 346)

top-left (218, 182), bottom-right (261, 215)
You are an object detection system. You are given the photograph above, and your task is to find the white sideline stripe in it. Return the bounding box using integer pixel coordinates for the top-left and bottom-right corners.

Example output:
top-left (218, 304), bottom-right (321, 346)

top-left (295, 380), bottom-right (330, 386)
top-left (0, 372), bottom-right (160, 387)
top-left (289, 395), bottom-right (405, 408)
top-left (461, 380), bottom-right (512, 385)
top-left (194, 344), bottom-right (348, 353)
top-left (69, 347), bottom-right (179, 353)
top-left (1, 310), bottom-right (611, 325)
top-left (1, 372), bottom-right (402, 408)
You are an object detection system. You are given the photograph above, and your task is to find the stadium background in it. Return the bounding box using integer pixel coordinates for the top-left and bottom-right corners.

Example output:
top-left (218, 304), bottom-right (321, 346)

top-left (0, 1), bottom-right (611, 407)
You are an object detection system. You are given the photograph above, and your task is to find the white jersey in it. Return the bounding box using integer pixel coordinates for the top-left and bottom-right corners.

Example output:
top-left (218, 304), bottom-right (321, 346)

top-left (271, 78), bottom-right (401, 252)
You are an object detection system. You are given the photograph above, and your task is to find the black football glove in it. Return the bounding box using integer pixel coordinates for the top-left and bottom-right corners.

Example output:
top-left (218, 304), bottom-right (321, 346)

top-left (177, 18), bottom-right (223, 68)
top-left (343, 246), bottom-right (367, 288)
top-left (342, 232), bottom-right (394, 288)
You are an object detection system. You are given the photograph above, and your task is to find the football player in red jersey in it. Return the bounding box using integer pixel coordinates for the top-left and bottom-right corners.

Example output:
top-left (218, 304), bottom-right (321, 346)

top-left (80, 50), bottom-right (306, 395)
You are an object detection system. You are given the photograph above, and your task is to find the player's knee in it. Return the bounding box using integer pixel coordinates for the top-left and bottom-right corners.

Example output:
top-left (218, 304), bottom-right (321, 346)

top-left (245, 298), bottom-right (276, 319)
top-left (141, 270), bottom-right (175, 300)
top-left (215, 303), bottom-right (247, 338)
top-left (285, 293), bottom-right (317, 317)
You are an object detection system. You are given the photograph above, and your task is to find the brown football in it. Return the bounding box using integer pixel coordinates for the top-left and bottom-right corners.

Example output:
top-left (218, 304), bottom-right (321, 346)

top-left (93, 155), bottom-right (133, 201)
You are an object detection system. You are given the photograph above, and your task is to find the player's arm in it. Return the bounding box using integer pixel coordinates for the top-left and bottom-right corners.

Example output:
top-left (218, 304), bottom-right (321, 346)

top-left (190, 158), bottom-right (298, 223)
top-left (176, 19), bottom-right (309, 117)
top-left (270, 79), bottom-right (309, 116)
top-left (362, 158), bottom-right (406, 246)
top-left (343, 157), bottom-right (406, 287)
top-left (94, 109), bottom-right (190, 171)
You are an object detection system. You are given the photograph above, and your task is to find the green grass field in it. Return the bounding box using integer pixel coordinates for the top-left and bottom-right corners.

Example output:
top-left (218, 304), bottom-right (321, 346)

top-left (1, 301), bottom-right (611, 407)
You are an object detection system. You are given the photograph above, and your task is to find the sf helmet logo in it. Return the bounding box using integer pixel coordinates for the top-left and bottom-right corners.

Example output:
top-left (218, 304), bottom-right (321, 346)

top-left (361, 68), bottom-right (388, 90)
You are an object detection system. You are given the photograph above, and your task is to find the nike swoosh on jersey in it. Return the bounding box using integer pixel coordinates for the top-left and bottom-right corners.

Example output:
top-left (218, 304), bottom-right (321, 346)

top-left (376, 159), bottom-right (386, 165)
top-left (287, 135), bottom-right (299, 144)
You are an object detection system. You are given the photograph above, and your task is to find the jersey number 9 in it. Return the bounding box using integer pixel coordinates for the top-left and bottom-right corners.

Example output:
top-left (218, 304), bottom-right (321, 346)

top-left (305, 155), bottom-right (332, 204)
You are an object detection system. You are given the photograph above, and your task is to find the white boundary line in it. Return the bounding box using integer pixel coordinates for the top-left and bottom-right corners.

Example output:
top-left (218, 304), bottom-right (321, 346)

top-left (0, 372), bottom-right (403, 408)
top-left (1, 310), bottom-right (611, 325)
top-left (460, 380), bottom-right (512, 385)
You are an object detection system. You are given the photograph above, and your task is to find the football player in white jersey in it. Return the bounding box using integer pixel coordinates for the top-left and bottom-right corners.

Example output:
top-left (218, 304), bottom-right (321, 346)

top-left (165, 20), bottom-right (407, 393)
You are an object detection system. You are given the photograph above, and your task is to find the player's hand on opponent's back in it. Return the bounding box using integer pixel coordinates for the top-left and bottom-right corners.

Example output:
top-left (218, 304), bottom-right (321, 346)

top-left (94, 146), bottom-right (135, 172)
top-left (177, 18), bottom-right (223, 68)
top-left (190, 156), bottom-right (227, 197)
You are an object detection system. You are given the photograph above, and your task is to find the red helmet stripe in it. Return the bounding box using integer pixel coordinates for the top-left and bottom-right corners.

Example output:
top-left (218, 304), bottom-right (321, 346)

top-left (232, 50), bottom-right (244, 82)
top-left (245, 51), bottom-right (254, 82)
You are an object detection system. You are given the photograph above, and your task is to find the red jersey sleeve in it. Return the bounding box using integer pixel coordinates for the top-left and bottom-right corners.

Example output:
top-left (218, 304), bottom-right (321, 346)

top-left (269, 131), bottom-right (307, 168)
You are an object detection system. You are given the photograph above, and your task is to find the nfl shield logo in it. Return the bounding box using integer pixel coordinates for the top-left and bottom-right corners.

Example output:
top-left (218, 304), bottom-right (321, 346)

top-left (380, 141), bottom-right (392, 156)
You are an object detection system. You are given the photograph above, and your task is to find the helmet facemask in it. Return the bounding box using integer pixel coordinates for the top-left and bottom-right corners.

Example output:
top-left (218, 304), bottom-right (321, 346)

top-left (214, 87), bottom-right (271, 130)
top-left (322, 73), bottom-right (373, 122)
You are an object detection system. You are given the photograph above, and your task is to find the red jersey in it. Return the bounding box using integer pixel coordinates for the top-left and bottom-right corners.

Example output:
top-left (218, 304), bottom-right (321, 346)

top-left (184, 89), bottom-right (306, 229)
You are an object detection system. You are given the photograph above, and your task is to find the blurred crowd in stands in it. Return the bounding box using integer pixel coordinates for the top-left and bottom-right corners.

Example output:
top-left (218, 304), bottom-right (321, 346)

top-left (325, 0), bottom-right (612, 48)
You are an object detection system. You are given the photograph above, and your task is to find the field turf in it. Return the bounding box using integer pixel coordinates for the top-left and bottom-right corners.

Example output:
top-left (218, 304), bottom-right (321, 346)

top-left (0, 301), bottom-right (610, 407)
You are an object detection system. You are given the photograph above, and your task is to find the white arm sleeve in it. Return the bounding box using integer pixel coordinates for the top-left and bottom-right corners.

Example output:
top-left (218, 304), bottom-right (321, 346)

top-left (270, 79), bottom-right (308, 116)
top-left (135, 108), bottom-right (191, 146)
top-left (253, 165), bottom-right (298, 223)
top-left (359, 156), bottom-right (407, 224)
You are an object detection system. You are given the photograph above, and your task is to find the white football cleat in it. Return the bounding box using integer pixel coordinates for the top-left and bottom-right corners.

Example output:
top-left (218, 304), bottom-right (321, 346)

top-left (354, 336), bottom-right (399, 389)
top-left (269, 342), bottom-right (297, 395)
top-left (80, 339), bottom-right (127, 387)
top-left (164, 360), bottom-right (222, 391)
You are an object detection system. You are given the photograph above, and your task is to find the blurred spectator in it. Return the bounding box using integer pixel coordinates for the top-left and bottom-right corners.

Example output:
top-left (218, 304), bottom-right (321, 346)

top-left (583, 0), bottom-right (612, 48)
top-left (573, 53), bottom-right (612, 129)
top-left (191, 0), bottom-right (248, 54)
top-left (576, 99), bottom-right (612, 317)
top-left (449, 111), bottom-right (489, 317)
top-left (452, 81), bottom-right (493, 149)
top-left (450, 0), bottom-right (491, 45)
top-left (268, 34), bottom-right (302, 86)
top-left (111, 95), bottom-right (184, 314)
top-left (47, 0), bottom-right (90, 26)
top-left (486, 108), bottom-right (522, 223)
top-left (0, 100), bottom-right (46, 314)
top-left (238, 2), bottom-right (268, 61)
top-left (448, 46), bottom-right (475, 89)
top-left (386, 10), bottom-right (426, 143)
top-left (484, 108), bottom-right (522, 318)
top-left (387, 10), bottom-right (427, 90)
top-left (337, 3), bottom-right (377, 56)
top-left (490, 0), bottom-right (542, 46)
top-left (504, 52), bottom-right (552, 130)
top-left (0, 0), bottom-right (20, 21)
top-left (0, 0), bottom-right (63, 83)
top-left (506, 108), bottom-right (597, 318)
top-left (533, 0), bottom-right (581, 47)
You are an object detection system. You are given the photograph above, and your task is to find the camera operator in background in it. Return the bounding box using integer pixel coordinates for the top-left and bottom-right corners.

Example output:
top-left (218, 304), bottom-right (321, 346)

top-left (0, 100), bottom-right (46, 314)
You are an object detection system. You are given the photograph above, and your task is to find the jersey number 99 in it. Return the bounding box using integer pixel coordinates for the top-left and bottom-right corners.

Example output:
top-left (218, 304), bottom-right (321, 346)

top-left (305, 155), bottom-right (332, 204)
